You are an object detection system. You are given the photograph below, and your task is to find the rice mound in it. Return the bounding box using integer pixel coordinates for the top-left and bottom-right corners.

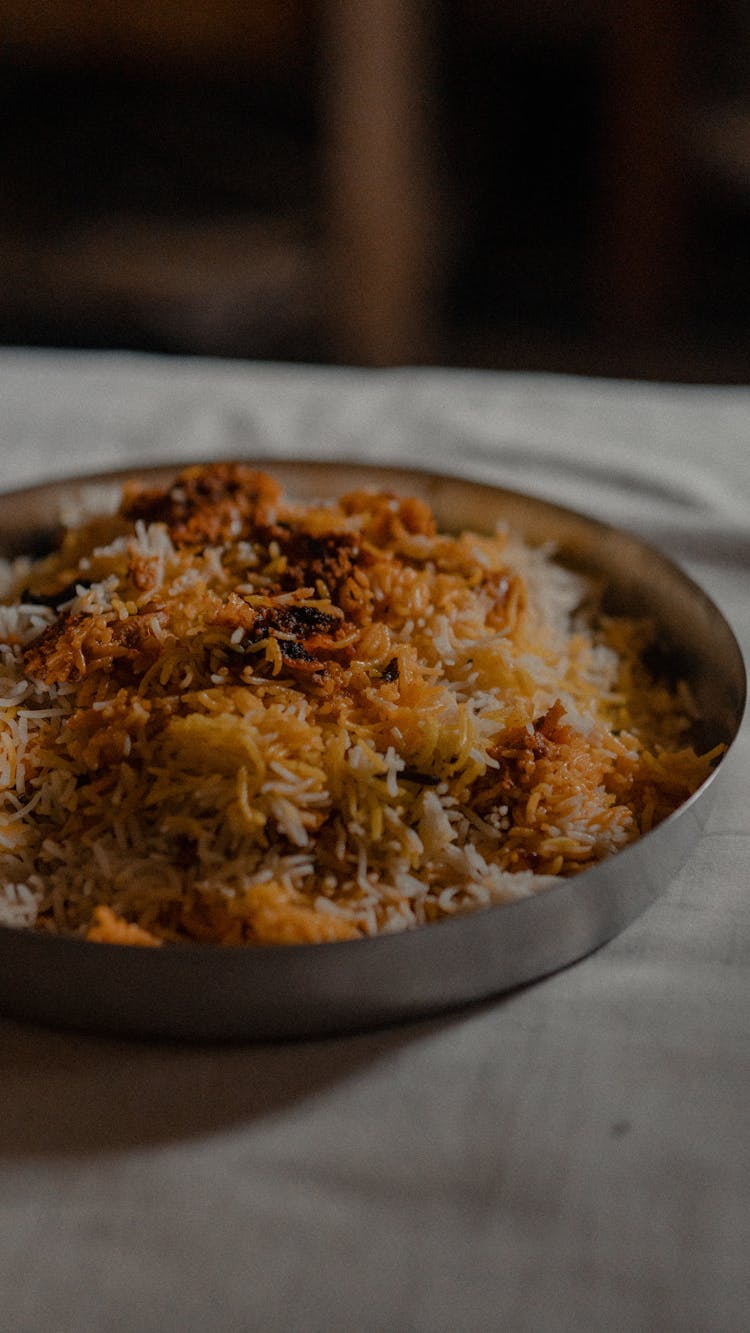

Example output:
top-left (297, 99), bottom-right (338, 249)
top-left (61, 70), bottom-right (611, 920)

top-left (0, 463), bottom-right (719, 946)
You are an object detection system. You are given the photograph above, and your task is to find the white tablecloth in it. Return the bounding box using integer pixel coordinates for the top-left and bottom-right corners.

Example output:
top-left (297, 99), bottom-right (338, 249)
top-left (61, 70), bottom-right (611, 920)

top-left (0, 349), bottom-right (747, 1333)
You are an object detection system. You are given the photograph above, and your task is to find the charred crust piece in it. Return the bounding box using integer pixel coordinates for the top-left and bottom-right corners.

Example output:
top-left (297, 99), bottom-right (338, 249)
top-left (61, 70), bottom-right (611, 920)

top-left (252, 604), bottom-right (341, 640)
top-left (260, 528), bottom-right (375, 619)
top-left (121, 463), bottom-right (282, 548)
top-left (278, 530), bottom-right (368, 585)
top-left (214, 597), bottom-right (354, 678)
top-left (248, 603), bottom-right (352, 673)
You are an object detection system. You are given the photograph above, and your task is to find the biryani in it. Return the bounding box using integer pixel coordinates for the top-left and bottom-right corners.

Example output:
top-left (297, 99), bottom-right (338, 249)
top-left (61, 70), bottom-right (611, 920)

top-left (0, 462), bottom-right (718, 946)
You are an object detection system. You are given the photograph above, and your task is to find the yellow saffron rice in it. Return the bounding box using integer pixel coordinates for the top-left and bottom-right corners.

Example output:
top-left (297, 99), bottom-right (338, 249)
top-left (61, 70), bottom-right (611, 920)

top-left (0, 463), bottom-right (719, 946)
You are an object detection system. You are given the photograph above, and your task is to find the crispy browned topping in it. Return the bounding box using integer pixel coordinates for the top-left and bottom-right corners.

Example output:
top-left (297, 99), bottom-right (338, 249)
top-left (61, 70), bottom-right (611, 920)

top-left (260, 527), bottom-right (376, 623)
top-left (471, 702), bottom-right (620, 873)
top-left (121, 462), bottom-right (282, 547)
top-left (62, 692), bottom-right (170, 771)
top-left (214, 597), bottom-right (354, 676)
top-left (128, 551), bottom-right (160, 592)
top-left (254, 604), bottom-right (353, 669)
top-left (339, 489), bottom-right (436, 540)
top-left (211, 592), bottom-right (257, 633)
top-left (23, 607), bottom-right (168, 686)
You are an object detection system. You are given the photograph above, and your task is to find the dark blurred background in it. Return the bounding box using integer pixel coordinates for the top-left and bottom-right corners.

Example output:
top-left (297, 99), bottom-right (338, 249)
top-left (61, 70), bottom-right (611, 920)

top-left (1, 0), bottom-right (749, 380)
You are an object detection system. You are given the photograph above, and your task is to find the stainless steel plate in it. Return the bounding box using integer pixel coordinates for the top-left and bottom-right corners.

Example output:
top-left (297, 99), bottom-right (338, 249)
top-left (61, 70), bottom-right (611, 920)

top-left (0, 461), bottom-right (745, 1040)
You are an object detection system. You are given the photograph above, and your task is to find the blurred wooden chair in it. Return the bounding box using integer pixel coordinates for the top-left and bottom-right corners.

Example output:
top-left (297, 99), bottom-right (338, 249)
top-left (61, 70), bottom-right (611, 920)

top-left (323, 0), bottom-right (695, 364)
top-left (0, 0), bottom-right (704, 368)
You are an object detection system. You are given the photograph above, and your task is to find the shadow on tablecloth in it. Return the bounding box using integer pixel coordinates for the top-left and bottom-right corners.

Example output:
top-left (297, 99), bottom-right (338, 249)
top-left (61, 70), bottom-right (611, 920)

top-left (0, 997), bottom-right (504, 1159)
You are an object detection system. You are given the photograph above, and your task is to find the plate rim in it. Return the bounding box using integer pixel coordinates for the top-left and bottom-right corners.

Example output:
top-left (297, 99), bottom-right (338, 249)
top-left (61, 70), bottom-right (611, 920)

top-left (0, 457), bottom-right (744, 1036)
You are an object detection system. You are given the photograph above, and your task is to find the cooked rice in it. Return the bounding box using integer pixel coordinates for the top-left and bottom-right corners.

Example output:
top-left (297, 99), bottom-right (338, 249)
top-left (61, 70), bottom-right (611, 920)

top-left (0, 463), bottom-right (719, 946)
